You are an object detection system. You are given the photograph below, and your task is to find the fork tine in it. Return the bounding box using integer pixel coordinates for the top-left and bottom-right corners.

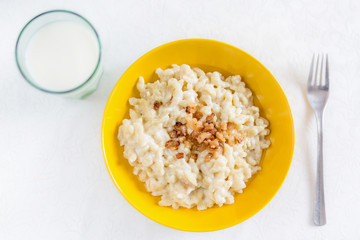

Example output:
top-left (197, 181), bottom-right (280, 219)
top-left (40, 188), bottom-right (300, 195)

top-left (319, 54), bottom-right (324, 87)
top-left (325, 54), bottom-right (329, 88)
top-left (314, 54), bottom-right (320, 86)
top-left (307, 54), bottom-right (315, 89)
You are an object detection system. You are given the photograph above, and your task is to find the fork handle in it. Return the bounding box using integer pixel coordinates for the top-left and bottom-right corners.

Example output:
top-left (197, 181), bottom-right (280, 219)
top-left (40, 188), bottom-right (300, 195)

top-left (314, 111), bottom-right (326, 226)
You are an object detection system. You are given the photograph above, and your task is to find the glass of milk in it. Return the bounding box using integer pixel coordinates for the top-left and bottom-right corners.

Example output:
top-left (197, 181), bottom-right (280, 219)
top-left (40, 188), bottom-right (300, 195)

top-left (15, 10), bottom-right (103, 98)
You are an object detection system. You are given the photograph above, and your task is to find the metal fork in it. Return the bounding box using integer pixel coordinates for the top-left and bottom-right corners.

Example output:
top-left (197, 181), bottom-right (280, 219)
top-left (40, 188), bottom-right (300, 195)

top-left (307, 54), bottom-right (329, 226)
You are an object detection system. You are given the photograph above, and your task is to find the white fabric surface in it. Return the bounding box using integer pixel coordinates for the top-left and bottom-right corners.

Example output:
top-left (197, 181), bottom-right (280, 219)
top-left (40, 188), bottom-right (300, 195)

top-left (1, 0), bottom-right (360, 239)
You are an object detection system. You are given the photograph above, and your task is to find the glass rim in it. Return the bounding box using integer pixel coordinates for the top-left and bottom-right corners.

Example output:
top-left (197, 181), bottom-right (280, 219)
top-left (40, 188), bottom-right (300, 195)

top-left (15, 9), bottom-right (102, 94)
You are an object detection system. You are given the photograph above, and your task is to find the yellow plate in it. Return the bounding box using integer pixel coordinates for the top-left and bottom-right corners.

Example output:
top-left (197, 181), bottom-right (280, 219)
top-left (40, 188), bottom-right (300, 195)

top-left (101, 39), bottom-right (295, 232)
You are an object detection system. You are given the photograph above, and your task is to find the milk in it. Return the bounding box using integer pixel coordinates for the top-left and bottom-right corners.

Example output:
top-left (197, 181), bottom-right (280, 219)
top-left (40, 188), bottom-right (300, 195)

top-left (25, 21), bottom-right (99, 92)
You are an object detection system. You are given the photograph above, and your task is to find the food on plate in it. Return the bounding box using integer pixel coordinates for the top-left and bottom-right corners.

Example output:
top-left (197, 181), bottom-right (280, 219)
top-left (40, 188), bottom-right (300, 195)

top-left (118, 64), bottom-right (270, 210)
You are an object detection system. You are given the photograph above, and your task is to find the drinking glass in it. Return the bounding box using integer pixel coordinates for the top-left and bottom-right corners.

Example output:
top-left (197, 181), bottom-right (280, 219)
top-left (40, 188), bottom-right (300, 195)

top-left (15, 10), bottom-right (103, 99)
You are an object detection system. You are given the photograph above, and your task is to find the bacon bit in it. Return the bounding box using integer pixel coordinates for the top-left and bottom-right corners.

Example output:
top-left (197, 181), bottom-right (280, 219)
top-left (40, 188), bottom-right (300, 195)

top-left (203, 122), bottom-right (215, 132)
top-left (206, 113), bottom-right (215, 122)
top-left (209, 134), bottom-right (216, 140)
top-left (190, 152), bottom-right (198, 160)
top-left (205, 153), bottom-right (213, 161)
top-left (189, 130), bottom-right (200, 141)
top-left (197, 132), bottom-right (213, 144)
top-left (153, 101), bottom-right (162, 110)
top-left (207, 129), bottom-right (216, 136)
top-left (185, 115), bottom-right (193, 126)
top-left (185, 105), bottom-right (195, 114)
top-left (186, 116), bottom-right (203, 131)
top-left (193, 111), bottom-right (203, 120)
top-left (165, 140), bottom-right (180, 150)
top-left (212, 147), bottom-right (223, 158)
top-left (209, 139), bottom-right (219, 149)
top-left (184, 140), bottom-right (192, 148)
top-left (222, 130), bottom-right (229, 138)
top-left (216, 132), bottom-right (225, 142)
top-left (176, 153), bottom-right (184, 159)
top-left (220, 122), bottom-right (227, 131)
top-left (178, 136), bottom-right (186, 142)
top-left (174, 122), bottom-right (187, 136)
top-left (191, 142), bottom-right (207, 152)
top-left (178, 125), bottom-right (187, 136)
top-left (227, 122), bottom-right (235, 130)
top-left (169, 130), bottom-right (177, 138)
top-left (196, 122), bottom-right (204, 131)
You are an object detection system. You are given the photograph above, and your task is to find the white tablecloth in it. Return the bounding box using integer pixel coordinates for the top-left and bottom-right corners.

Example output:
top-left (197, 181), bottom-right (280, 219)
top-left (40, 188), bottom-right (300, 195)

top-left (1, 0), bottom-right (359, 239)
